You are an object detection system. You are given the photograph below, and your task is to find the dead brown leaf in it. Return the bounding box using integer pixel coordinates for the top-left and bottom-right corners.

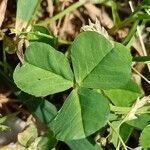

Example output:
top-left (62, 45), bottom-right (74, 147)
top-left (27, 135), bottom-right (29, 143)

top-left (0, 0), bottom-right (8, 28)
top-left (132, 39), bottom-right (144, 56)
top-left (47, 0), bottom-right (54, 17)
top-left (0, 94), bottom-right (9, 107)
top-left (84, 4), bottom-right (113, 29)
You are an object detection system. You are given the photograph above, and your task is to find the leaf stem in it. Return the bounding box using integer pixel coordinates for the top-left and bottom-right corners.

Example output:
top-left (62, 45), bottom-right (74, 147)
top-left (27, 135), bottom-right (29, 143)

top-left (111, 0), bottom-right (120, 25)
top-left (122, 20), bottom-right (139, 45)
top-left (38, 1), bottom-right (86, 26)
top-left (110, 104), bottom-right (150, 115)
top-left (109, 14), bottom-right (150, 34)
top-left (132, 56), bottom-right (150, 62)
top-left (108, 121), bottom-right (128, 150)
top-left (108, 16), bottom-right (133, 34)
top-left (21, 31), bottom-right (72, 45)
top-left (34, 31), bottom-right (72, 45)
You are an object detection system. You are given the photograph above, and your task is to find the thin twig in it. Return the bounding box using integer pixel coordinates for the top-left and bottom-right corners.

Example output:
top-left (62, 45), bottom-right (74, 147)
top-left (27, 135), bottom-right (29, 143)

top-left (132, 67), bottom-right (150, 84)
top-left (108, 121), bottom-right (128, 150)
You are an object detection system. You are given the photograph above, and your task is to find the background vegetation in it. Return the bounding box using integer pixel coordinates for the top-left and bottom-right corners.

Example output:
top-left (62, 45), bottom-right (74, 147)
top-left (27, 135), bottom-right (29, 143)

top-left (0, 0), bottom-right (150, 149)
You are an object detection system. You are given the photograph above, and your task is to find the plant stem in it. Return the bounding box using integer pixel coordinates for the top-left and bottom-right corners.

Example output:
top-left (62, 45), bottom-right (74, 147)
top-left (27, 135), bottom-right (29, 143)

top-left (110, 104), bottom-right (150, 114)
top-left (132, 67), bottom-right (150, 84)
top-left (122, 20), bottom-right (139, 45)
top-left (35, 31), bottom-right (72, 45)
top-left (116, 141), bottom-right (121, 150)
top-left (21, 31), bottom-right (72, 45)
top-left (109, 14), bottom-right (150, 34)
top-left (38, 1), bottom-right (86, 26)
top-left (111, 1), bottom-right (120, 25)
top-left (108, 121), bottom-right (128, 150)
top-left (132, 56), bottom-right (150, 62)
top-left (109, 16), bottom-right (134, 33)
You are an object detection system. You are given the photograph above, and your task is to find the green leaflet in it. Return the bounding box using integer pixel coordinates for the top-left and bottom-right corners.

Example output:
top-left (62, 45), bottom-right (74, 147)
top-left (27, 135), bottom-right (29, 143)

top-left (104, 79), bottom-right (141, 107)
top-left (71, 31), bottom-right (132, 89)
top-left (19, 92), bottom-right (57, 125)
top-left (140, 124), bottom-right (150, 150)
top-left (66, 138), bottom-right (102, 150)
top-left (51, 88), bottom-right (110, 141)
top-left (27, 25), bottom-right (50, 41)
top-left (71, 31), bottom-right (113, 84)
top-left (127, 114), bottom-right (150, 130)
top-left (16, 0), bottom-right (40, 31)
top-left (13, 42), bottom-right (73, 96)
top-left (27, 25), bottom-right (58, 47)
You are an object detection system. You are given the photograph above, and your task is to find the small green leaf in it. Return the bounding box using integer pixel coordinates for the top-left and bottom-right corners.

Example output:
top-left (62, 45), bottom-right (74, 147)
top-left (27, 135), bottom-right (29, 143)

top-left (71, 31), bottom-right (132, 89)
top-left (142, 0), bottom-right (150, 5)
top-left (27, 25), bottom-right (57, 47)
top-left (104, 79), bottom-right (141, 107)
top-left (18, 123), bottom-right (38, 148)
top-left (0, 125), bottom-right (10, 132)
top-left (132, 56), bottom-right (150, 62)
top-left (28, 132), bottom-right (57, 150)
top-left (0, 113), bottom-right (17, 124)
top-left (51, 88), bottom-right (110, 141)
top-left (140, 124), bottom-right (150, 150)
top-left (16, 0), bottom-right (40, 31)
top-left (13, 42), bottom-right (74, 96)
top-left (36, 134), bottom-right (57, 150)
top-left (127, 114), bottom-right (150, 130)
top-left (19, 92), bottom-right (57, 125)
top-left (0, 116), bottom-right (8, 124)
top-left (66, 138), bottom-right (102, 150)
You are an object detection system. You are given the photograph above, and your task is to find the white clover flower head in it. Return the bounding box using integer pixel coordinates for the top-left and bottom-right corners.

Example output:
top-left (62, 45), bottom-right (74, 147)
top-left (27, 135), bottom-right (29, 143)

top-left (82, 18), bottom-right (110, 40)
